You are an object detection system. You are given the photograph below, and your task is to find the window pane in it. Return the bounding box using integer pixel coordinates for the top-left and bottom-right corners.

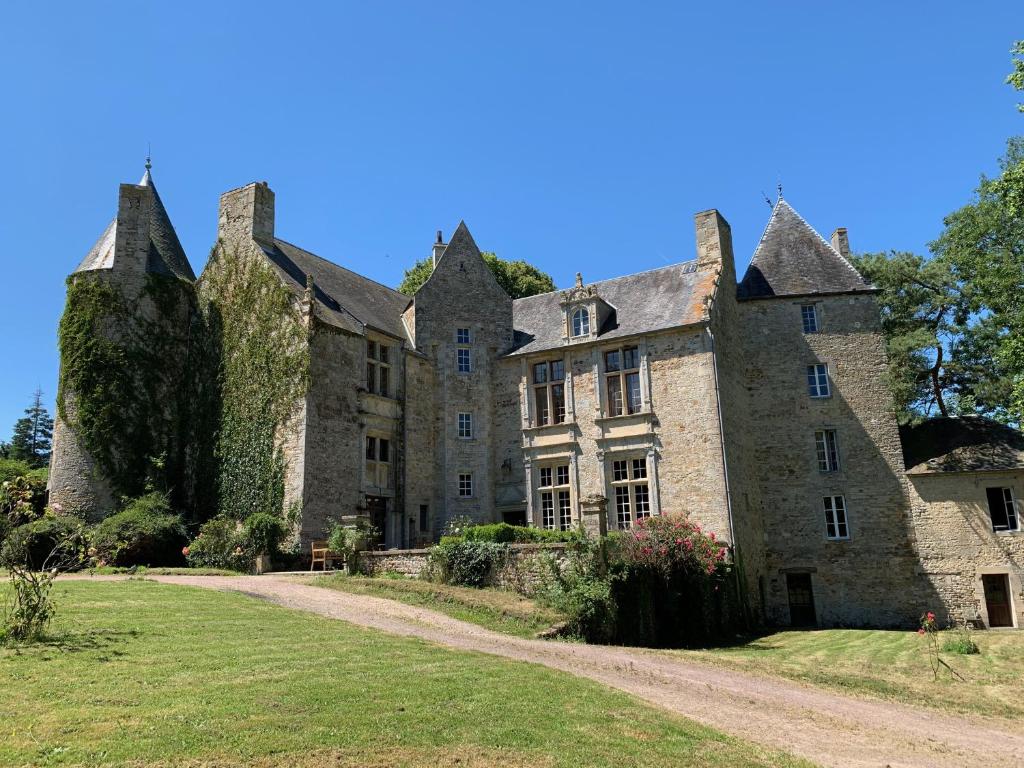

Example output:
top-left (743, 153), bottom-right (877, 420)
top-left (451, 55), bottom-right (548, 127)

top-left (534, 387), bottom-right (549, 426)
top-left (365, 436), bottom-right (376, 460)
top-left (541, 491), bottom-right (554, 529)
top-left (550, 360), bottom-right (565, 381)
top-left (533, 363), bottom-right (548, 384)
top-left (458, 348), bottom-right (471, 372)
top-left (379, 345), bottom-right (389, 364)
top-left (539, 467), bottom-right (552, 487)
top-left (987, 487), bottom-right (1016, 531)
top-left (419, 505), bottom-right (428, 532)
top-left (558, 490), bottom-right (572, 530)
top-left (607, 375), bottom-right (623, 416)
top-left (367, 340), bottom-right (377, 360)
top-left (626, 372), bottom-right (642, 414)
top-left (552, 383), bottom-right (565, 423)
top-left (615, 486), bottom-right (631, 529)
top-left (612, 460), bottom-right (628, 482)
top-left (379, 366), bottom-right (389, 398)
top-left (605, 350), bottom-right (620, 372)
top-left (457, 328), bottom-right (470, 344)
top-left (631, 458), bottom-right (647, 480)
top-left (367, 362), bottom-right (376, 394)
top-left (623, 346), bottom-right (639, 370)
top-left (572, 308), bottom-right (590, 337)
top-left (556, 465), bottom-right (569, 486)
top-left (379, 439), bottom-right (389, 462)
top-left (634, 484), bottom-right (650, 519)
top-left (801, 305), bottom-right (818, 333)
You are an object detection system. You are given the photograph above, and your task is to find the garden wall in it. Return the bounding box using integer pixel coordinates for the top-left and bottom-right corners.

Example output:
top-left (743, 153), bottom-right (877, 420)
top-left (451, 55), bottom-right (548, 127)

top-left (358, 543), bottom-right (568, 595)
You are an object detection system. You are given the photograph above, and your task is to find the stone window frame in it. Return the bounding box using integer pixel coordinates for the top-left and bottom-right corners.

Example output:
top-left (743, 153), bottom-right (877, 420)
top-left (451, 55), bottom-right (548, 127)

top-left (531, 358), bottom-right (567, 427)
top-left (607, 453), bottom-right (653, 530)
top-left (458, 472), bottom-right (473, 498)
top-left (814, 429), bottom-right (840, 473)
top-left (457, 411), bottom-right (473, 440)
top-left (365, 337), bottom-right (393, 398)
top-left (365, 433), bottom-right (392, 490)
top-left (807, 363), bottom-right (831, 399)
top-left (571, 307), bottom-right (590, 338)
top-left (823, 494), bottom-right (850, 540)
top-left (602, 344), bottom-right (644, 417)
top-left (536, 460), bottom-right (573, 531)
top-left (985, 486), bottom-right (1020, 533)
top-left (801, 303), bottom-right (819, 334)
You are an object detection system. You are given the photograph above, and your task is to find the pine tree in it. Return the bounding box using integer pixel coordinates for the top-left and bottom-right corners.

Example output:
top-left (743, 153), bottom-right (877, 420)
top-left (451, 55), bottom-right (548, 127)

top-left (9, 389), bottom-right (54, 469)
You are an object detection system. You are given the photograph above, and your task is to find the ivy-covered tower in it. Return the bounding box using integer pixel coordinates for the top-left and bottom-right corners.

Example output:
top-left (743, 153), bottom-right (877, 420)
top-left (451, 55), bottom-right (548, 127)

top-left (49, 160), bottom-right (196, 520)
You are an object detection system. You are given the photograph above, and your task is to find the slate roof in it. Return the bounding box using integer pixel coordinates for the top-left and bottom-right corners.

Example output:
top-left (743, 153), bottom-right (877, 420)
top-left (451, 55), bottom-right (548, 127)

top-left (737, 199), bottom-right (872, 300)
top-left (76, 168), bottom-right (196, 281)
top-left (263, 238), bottom-right (411, 341)
top-left (900, 417), bottom-right (1024, 475)
top-left (508, 262), bottom-right (715, 356)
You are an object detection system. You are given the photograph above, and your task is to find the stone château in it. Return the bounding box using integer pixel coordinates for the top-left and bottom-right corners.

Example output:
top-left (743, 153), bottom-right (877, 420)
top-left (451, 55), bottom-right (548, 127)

top-left (49, 165), bottom-right (1024, 630)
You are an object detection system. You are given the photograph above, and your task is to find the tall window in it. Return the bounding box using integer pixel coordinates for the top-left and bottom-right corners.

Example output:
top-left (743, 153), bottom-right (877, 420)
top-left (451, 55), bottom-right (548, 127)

top-left (605, 346), bottom-right (642, 416)
top-left (610, 456), bottom-right (650, 529)
top-left (815, 430), bottom-right (840, 472)
top-left (419, 504), bottom-right (429, 533)
top-left (458, 473), bottom-right (473, 497)
top-left (538, 463), bottom-right (572, 530)
top-left (457, 412), bottom-right (473, 439)
top-left (532, 359), bottom-right (566, 426)
top-left (456, 328), bottom-right (471, 373)
top-left (807, 363), bottom-right (830, 398)
top-left (366, 340), bottom-right (391, 397)
top-left (801, 304), bottom-right (819, 333)
top-left (366, 435), bottom-right (391, 488)
top-left (823, 495), bottom-right (849, 540)
top-left (571, 307), bottom-right (590, 337)
top-left (986, 487), bottom-right (1019, 532)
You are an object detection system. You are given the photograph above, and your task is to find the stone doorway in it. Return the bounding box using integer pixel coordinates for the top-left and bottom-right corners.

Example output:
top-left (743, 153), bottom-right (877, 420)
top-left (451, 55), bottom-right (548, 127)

top-left (367, 496), bottom-right (387, 549)
top-left (982, 574), bottom-right (1014, 628)
top-left (786, 573), bottom-right (817, 627)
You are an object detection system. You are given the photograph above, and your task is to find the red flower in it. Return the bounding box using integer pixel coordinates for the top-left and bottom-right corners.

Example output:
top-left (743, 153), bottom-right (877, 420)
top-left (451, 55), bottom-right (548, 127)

top-left (917, 628), bottom-right (926, 636)
top-left (182, 546), bottom-right (190, 557)
top-left (926, 611), bottom-right (935, 622)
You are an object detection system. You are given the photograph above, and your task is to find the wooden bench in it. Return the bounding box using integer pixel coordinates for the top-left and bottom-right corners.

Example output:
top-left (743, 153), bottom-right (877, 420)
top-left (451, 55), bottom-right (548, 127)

top-left (310, 540), bottom-right (345, 571)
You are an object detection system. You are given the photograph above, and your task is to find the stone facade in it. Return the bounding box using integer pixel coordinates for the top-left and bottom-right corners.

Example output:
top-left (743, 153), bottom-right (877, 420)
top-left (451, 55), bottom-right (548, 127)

top-left (53, 171), bottom-right (1024, 629)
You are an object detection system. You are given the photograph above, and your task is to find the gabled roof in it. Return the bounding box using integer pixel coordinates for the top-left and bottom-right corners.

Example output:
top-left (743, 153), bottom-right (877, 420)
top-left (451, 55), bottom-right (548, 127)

top-left (264, 238), bottom-right (411, 341)
top-left (76, 167), bottom-right (195, 281)
top-left (900, 416), bottom-right (1024, 475)
top-left (508, 262), bottom-right (714, 356)
top-left (737, 199), bottom-right (872, 300)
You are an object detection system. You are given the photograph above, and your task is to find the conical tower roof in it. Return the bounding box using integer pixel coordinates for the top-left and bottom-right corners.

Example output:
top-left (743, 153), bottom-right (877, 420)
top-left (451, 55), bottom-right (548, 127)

top-left (75, 163), bottom-right (195, 281)
top-left (737, 199), bottom-right (871, 299)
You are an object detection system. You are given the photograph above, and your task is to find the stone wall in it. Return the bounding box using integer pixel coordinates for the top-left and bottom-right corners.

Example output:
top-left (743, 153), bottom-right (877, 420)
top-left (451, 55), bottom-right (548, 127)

top-left (907, 470), bottom-right (1024, 628)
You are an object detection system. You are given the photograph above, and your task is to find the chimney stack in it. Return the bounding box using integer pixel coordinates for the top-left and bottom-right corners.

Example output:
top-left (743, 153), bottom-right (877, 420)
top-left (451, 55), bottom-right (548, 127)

top-left (432, 230), bottom-right (446, 268)
top-left (693, 209), bottom-right (735, 282)
top-left (112, 183), bottom-right (154, 273)
top-left (831, 227), bottom-right (850, 259)
top-left (218, 181), bottom-right (275, 243)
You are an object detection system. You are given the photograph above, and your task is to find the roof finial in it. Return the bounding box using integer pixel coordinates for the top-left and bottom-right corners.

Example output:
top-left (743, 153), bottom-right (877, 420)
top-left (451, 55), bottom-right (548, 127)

top-left (436, 229), bottom-right (443, 244)
top-left (145, 143), bottom-right (152, 171)
top-left (575, 272), bottom-right (583, 288)
top-left (777, 181), bottom-right (783, 200)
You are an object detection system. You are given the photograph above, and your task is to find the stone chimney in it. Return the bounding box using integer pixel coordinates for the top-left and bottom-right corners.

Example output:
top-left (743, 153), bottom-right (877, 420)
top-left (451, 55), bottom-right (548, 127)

top-left (831, 227), bottom-right (850, 259)
top-left (432, 230), bottom-right (446, 268)
top-left (218, 181), bottom-right (275, 243)
top-left (112, 183), bottom-right (153, 273)
top-left (694, 209), bottom-right (736, 285)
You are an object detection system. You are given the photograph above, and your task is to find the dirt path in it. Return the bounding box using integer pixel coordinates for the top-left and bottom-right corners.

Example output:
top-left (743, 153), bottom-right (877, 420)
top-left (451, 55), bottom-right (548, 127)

top-left (69, 574), bottom-right (1023, 768)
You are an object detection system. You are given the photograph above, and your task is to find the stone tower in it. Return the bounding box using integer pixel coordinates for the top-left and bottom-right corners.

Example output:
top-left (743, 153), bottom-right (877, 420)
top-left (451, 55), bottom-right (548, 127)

top-left (49, 161), bottom-right (195, 519)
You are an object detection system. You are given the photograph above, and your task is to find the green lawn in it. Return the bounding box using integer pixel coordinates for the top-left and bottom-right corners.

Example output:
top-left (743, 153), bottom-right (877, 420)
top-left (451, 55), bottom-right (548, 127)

top-left (311, 574), bottom-right (565, 638)
top-left (668, 628), bottom-right (1024, 719)
top-left (0, 580), bottom-right (808, 768)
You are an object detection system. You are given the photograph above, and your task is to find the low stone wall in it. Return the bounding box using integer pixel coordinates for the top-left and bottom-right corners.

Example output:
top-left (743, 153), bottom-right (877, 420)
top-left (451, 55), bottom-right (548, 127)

top-left (356, 543), bottom-right (568, 595)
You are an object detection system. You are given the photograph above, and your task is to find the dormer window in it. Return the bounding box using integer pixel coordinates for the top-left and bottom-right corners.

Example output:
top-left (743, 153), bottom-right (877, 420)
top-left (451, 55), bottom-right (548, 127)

top-left (571, 307), bottom-right (590, 337)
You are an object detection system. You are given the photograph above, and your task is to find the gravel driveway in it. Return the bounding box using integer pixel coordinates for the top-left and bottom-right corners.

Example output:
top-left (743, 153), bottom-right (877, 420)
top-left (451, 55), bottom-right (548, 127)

top-left (67, 574), bottom-right (1024, 768)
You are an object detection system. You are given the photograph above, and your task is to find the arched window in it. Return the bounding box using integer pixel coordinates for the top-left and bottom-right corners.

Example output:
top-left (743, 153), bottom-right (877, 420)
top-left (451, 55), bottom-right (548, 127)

top-left (571, 307), bottom-right (590, 337)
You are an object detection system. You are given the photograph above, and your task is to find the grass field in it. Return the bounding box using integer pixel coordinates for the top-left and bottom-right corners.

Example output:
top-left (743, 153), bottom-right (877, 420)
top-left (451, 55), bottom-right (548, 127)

top-left (311, 574), bottom-right (565, 638)
top-left (0, 580), bottom-right (808, 768)
top-left (670, 628), bottom-right (1024, 719)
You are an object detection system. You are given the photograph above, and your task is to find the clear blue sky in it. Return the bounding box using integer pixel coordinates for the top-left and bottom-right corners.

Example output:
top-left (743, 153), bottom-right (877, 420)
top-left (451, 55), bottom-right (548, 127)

top-left (1, 2), bottom-right (1021, 437)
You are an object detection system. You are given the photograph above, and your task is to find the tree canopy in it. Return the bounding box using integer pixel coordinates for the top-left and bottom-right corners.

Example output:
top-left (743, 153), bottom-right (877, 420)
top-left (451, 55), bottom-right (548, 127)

top-left (8, 389), bottom-right (54, 469)
top-left (398, 252), bottom-right (555, 299)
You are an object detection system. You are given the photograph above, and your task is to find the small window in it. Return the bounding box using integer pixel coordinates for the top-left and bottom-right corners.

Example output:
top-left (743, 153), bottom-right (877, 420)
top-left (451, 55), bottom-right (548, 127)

top-left (458, 473), bottom-right (473, 497)
top-left (419, 504), bottom-right (429, 533)
top-left (824, 495), bottom-right (849, 540)
top-left (457, 348), bottom-right (471, 373)
top-left (610, 455), bottom-right (651, 529)
top-left (532, 359), bottom-right (566, 426)
top-left (365, 436), bottom-right (376, 461)
top-left (807, 364), bottom-right (830, 398)
top-left (378, 438), bottom-right (389, 462)
top-left (815, 430), bottom-right (840, 472)
top-left (379, 366), bottom-right (389, 398)
top-left (605, 346), bottom-right (642, 416)
top-left (801, 304), bottom-right (818, 333)
top-left (456, 328), bottom-right (471, 344)
top-left (539, 467), bottom-right (552, 487)
top-left (537, 463), bottom-right (571, 530)
top-left (365, 435), bottom-right (391, 489)
top-left (986, 487), bottom-right (1019, 532)
top-left (457, 412), bottom-right (473, 439)
top-left (571, 307), bottom-right (590, 337)
top-left (366, 339), bottom-right (392, 397)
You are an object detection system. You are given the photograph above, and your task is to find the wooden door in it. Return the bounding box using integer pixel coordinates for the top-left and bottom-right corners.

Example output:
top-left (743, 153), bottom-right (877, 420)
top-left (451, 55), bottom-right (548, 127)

top-left (983, 574), bottom-right (1013, 628)
top-left (786, 573), bottom-right (817, 627)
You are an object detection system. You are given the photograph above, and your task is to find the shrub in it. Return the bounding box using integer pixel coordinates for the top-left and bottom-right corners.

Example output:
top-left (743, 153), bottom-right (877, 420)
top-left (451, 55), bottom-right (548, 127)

top-left (943, 618), bottom-right (980, 655)
top-left (1, 515), bottom-right (88, 571)
top-left (538, 536), bottom-right (616, 642)
top-left (458, 523), bottom-right (578, 545)
top-left (243, 512), bottom-right (286, 555)
top-left (619, 514), bottom-right (729, 576)
top-left (1, 472), bottom-right (49, 530)
top-left (428, 539), bottom-right (508, 587)
top-left (0, 459), bottom-right (35, 485)
top-left (90, 492), bottom-right (187, 567)
top-left (185, 517), bottom-right (251, 571)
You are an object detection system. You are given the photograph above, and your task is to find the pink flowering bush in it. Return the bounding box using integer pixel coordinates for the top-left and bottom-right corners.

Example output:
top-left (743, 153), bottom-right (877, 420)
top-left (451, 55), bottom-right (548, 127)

top-left (184, 517), bottom-right (252, 571)
top-left (618, 514), bottom-right (730, 577)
